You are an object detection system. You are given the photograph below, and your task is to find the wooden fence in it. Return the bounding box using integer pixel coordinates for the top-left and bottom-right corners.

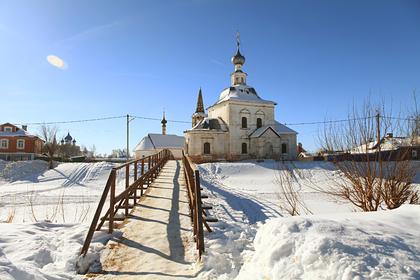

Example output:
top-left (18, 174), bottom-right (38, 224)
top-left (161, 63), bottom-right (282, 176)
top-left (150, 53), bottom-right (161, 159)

top-left (80, 149), bottom-right (172, 256)
top-left (182, 152), bottom-right (217, 259)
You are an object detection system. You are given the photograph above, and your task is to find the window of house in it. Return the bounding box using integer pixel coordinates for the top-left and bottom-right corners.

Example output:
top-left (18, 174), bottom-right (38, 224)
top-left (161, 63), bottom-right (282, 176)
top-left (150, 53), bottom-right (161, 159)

top-left (0, 139), bottom-right (9, 149)
top-left (17, 139), bottom-right (25, 149)
top-left (235, 77), bottom-right (239, 84)
top-left (412, 150), bottom-right (418, 158)
top-left (4, 127), bottom-right (12, 132)
top-left (242, 143), bottom-right (247, 154)
top-left (257, 118), bottom-right (262, 128)
top-left (282, 143), bottom-right (287, 154)
top-left (204, 142), bottom-right (211, 154)
top-left (241, 117), bottom-right (247, 128)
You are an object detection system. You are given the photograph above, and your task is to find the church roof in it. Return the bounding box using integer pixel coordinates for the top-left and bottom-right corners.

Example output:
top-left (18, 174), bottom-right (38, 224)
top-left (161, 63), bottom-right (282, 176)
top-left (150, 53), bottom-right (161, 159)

top-left (134, 133), bottom-right (184, 151)
top-left (211, 84), bottom-right (276, 107)
top-left (189, 117), bottom-right (228, 132)
top-left (249, 121), bottom-right (297, 138)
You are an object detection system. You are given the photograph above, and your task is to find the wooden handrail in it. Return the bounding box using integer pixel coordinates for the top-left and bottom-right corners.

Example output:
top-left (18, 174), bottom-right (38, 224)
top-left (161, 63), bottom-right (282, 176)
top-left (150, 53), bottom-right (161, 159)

top-left (182, 151), bottom-right (216, 259)
top-left (80, 149), bottom-right (172, 256)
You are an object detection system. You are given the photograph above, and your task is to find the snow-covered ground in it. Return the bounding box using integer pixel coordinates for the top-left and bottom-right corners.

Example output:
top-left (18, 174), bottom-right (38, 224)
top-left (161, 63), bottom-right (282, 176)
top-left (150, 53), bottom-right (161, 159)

top-left (197, 160), bottom-right (420, 280)
top-left (0, 159), bottom-right (418, 279)
top-left (0, 160), bottom-right (125, 279)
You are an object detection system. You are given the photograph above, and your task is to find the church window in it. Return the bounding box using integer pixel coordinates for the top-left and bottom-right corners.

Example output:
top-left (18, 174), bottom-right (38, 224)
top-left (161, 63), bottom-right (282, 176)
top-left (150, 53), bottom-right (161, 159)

top-left (204, 142), bottom-right (211, 154)
top-left (257, 118), bottom-right (262, 128)
top-left (282, 143), bottom-right (287, 154)
top-left (242, 143), bottom-right (247, 154)
top-left (241, 117), bottom-right (247, 128)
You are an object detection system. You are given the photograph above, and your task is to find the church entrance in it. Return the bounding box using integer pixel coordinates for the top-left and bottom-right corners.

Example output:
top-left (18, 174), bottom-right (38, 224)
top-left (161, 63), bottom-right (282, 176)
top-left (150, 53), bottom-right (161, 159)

top-left (263, 142), bottom-right (273, 158)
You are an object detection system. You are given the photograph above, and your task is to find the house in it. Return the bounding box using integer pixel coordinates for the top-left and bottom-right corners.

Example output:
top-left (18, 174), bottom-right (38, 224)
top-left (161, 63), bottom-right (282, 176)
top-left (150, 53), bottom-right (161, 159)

top-left (0, 123), bottom-right (44, 161)
top-left (134, 113), bottom-right (185, 159)
top-left (184, 36), bottom-right (297, 162)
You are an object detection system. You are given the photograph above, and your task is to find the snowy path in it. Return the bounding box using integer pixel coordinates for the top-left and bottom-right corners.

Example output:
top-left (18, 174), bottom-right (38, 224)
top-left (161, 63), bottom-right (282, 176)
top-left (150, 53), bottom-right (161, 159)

top-left (96, 160), bottom-right (197, 279)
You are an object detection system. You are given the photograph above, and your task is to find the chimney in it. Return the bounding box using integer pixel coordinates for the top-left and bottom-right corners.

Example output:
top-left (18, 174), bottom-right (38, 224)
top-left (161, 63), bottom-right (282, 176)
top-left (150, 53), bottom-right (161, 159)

top-left (22, 125), bottom-right (27, 131)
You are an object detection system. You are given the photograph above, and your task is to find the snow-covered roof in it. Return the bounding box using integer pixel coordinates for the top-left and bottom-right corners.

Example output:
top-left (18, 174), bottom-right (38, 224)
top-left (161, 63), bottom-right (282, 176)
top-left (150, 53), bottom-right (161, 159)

top-left (0, 129), bottom-right (38, 138)
top-left (249, 121), bottom-right (297, 138)
top-left (188, 117), bottom-right (229, 132)
top-left (134, 133), bottom-right (184, 151)
top-left (211, 84), bottom-right (276, 107)
top-left (351, 136), bottom-right (411, 154)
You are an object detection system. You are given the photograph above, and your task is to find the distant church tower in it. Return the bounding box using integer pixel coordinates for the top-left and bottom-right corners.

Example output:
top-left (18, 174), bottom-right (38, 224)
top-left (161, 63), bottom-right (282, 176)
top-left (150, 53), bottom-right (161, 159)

top-left (161, 111), bottom-right (167, 135)
top-left (192, 88), bottom-right (206, 127)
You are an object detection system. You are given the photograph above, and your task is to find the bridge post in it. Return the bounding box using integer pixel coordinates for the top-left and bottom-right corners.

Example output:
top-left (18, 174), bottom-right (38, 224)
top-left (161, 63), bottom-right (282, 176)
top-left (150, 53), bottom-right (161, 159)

top-left (125, 165), bottom-right (130, 217)
top-left (109, 170), bottom-right (116, 234)
top-left (194, 170), bottom-right (205, 256)
top-left (134, 162), bottom-right (138, 205)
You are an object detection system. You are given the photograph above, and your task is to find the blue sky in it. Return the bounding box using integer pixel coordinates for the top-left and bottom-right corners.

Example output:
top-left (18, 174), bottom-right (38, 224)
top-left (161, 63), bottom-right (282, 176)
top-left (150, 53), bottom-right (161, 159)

top-left (1, 0), bottom-right (419, 154)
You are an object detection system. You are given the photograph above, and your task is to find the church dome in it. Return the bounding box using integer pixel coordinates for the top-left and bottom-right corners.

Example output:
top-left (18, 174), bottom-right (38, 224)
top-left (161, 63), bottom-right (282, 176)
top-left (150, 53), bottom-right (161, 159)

top-left (231, 49), bottom-right (245, 65)
top-left (217, 84), bottom-right (276, 105)
top-left (64, 132), bottom-right (73, 141)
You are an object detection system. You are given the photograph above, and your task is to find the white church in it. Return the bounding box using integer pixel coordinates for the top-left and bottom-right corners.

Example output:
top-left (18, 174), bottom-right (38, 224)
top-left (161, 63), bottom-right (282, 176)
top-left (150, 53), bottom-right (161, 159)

top-left (184, 37), bottom-right (298, 162)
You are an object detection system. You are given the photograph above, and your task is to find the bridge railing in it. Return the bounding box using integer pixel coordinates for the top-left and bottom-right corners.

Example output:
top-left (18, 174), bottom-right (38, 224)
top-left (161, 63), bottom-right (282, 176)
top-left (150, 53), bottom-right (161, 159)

top-left (80, 149), bottom-right (172, 256)
top-left (182, 152), bottom-right (217, 259)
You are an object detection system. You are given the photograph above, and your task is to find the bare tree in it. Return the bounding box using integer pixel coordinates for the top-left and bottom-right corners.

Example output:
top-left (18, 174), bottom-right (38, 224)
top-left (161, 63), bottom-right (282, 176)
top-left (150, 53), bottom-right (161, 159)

top-left (39, 125), bottom-right (59, 169)
top-left (318, 100), bottom-right (418, 211)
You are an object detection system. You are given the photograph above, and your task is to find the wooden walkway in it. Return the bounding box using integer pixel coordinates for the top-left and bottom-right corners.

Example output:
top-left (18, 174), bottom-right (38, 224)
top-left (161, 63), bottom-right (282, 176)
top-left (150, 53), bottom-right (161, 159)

top-left (96, 160), bottom-right (198, 279)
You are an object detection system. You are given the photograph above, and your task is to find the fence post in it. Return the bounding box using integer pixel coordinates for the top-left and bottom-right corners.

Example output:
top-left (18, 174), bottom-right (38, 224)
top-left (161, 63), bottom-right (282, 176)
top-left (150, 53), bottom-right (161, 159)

top-left (109, 169), bottom-right (116, 234)
top-left (141, 158), bottom-right (145, 195)
top-left (134, 161), bottom-right (138, 205)
top-left (194, 170), bottom-right (204, 256)
top-left (125, 165), bottom-right (129, 217)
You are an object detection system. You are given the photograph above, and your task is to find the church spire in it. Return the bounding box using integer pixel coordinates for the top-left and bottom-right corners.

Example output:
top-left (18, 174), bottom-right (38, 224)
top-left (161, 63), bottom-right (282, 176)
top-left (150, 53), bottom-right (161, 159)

top-left (195, 87), bottom-right (204, 113)
top-left (192, 87), bottom-right (206, 127)
top-left (161, 110), bottom-right (167, 135)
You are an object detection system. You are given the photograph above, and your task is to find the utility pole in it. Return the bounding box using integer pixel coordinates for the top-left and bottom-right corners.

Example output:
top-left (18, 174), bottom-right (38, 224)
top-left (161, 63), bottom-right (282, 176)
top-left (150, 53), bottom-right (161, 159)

top-left (126, 114), bottom-right (135, 161)
top-left (126, 114), bottom-right (130, 161)
top-left (376, 111), bottom-right (382, 178)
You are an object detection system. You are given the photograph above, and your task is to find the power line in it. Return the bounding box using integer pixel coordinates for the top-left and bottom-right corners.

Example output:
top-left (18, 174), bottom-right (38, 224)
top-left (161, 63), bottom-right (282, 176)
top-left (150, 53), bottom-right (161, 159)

top-left (13, 114), bottom-right (416, 127)
top-left (15, 115), bottom-right (127, 126)
top-left (284, 115), bottom-right (417, 126)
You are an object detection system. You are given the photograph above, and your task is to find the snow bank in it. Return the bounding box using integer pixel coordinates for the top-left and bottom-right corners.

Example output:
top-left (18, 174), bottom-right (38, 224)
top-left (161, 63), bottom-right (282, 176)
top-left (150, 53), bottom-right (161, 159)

top-left (0, 222), bottom-right (117, 280)
top-left (237, 205), bottom-right (420, 280)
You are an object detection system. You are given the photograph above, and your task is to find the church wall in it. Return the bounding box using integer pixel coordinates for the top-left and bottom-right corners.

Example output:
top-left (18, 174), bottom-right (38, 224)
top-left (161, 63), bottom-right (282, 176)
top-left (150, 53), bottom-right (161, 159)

top-left (184, 131), bottom-right (228, 162)
top-left (249, 131), bottom-right (297, 160)
top-left (227, 102), bottom-right (275, 157)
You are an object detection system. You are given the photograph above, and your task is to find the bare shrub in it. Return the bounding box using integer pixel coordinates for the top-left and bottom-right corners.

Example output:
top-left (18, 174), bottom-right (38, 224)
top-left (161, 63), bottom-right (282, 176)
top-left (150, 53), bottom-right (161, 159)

top-left (275, 162), bottom-right (312, 216)
top-left (318, 100), bottom-right (418, 211)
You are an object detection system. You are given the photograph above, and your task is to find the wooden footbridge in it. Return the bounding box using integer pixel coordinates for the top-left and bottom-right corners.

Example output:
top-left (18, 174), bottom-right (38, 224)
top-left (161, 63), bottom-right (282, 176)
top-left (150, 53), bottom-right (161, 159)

top-left (80, 150), bottom-right (216, 278)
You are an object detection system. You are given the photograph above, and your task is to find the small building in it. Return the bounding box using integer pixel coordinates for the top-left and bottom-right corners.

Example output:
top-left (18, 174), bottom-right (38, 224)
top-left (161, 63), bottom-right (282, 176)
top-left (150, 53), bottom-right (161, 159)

top-left (134, 113), bottom-right (185, 159)
top-left (0, 123), bottom-right (44, 161)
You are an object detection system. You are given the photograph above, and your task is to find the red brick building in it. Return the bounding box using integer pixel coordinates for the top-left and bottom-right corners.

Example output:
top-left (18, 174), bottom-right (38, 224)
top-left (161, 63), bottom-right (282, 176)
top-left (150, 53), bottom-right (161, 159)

top-left (0, 123), bottom-right (44, 161)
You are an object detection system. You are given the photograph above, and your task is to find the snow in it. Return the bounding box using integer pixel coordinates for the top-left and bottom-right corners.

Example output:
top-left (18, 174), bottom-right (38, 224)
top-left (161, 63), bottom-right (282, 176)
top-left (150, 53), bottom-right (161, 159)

top-left (0, 160), bottom-right (117, 223)
top-left (237, 205), bottom-right (420, 280)
top-left (196, 160), bottom-right (420, 280)
top-left (0, 159), bottom-right (125, 279)
top-left (0, 159), bottom-right (418, 279)
top-left (216, 84), bottom-right (275, 105)
top-left (134, 133), bottom-right (184, 151)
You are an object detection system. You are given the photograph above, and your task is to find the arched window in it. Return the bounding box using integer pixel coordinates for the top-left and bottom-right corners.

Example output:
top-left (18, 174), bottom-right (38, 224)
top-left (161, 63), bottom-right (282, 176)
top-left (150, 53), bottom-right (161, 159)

top-left (257, 118), bottom-right (262, 128)
top-left (204, 142), bottom-right (211, 154)
top-left (282, 143), bottom-right (287, 154)
top-left (242, 143), bottom-right (247, 154)
top-left (241, 117), bottom-right (247, 128)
